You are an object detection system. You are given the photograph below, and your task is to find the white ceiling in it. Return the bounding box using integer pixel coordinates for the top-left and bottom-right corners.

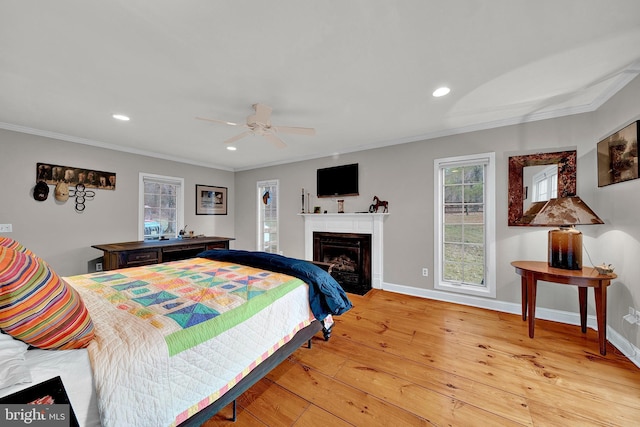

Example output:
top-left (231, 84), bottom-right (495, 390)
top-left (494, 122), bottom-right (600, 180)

top-left (2, 1), bottom-right (640, 171)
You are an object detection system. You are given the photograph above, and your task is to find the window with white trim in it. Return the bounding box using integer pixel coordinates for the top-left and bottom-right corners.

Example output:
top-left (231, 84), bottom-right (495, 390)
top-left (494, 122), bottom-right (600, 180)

top-left (139, 173), bottom-right (184, 240)
top-left (257, 179), bottom-right (279, 253)
top-left (532, 164), bottom-right (558, 202)
top-left (434, 153), bottom-right (496, 298)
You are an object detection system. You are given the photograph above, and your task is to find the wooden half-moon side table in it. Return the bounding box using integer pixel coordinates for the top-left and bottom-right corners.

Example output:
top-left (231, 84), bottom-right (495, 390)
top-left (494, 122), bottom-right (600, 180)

top-left (511, 261), bottom-right (616, 355)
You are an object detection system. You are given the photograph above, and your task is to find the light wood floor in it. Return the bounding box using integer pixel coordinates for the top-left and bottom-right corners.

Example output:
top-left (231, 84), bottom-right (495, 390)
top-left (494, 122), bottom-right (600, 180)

top-left (203, 289), bottom-right (640, 426)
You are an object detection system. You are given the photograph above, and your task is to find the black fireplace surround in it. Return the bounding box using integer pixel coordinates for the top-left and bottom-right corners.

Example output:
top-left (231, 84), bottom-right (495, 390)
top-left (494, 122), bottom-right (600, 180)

top-left (313, 232), bottom-right (371, 295)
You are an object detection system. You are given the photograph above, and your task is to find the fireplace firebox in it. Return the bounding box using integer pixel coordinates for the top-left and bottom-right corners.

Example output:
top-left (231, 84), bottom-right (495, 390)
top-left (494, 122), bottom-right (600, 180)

top-left (313, 232), bottom-right (371, 295)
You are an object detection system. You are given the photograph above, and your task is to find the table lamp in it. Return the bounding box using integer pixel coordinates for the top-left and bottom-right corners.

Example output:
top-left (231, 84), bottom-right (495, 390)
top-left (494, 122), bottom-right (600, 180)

top-left (529, 196), bottom-right (603, 270)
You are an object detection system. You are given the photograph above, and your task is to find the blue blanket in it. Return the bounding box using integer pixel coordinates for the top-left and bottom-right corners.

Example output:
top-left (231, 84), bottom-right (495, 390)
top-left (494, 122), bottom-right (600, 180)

top-left (197, 249), bottom-right (352, 321)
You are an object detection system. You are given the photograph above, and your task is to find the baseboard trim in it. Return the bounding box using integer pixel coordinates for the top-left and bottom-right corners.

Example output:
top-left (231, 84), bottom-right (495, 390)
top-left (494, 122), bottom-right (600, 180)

top-left (382, 281), bottom-right (640, 368)
top-left (607, 326), bottom-right (640, 367)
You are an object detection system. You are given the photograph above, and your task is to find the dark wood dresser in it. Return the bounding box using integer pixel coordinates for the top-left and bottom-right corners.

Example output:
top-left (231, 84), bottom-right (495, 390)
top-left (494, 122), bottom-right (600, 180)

top-left (92, 236), bottom-right (234, 270)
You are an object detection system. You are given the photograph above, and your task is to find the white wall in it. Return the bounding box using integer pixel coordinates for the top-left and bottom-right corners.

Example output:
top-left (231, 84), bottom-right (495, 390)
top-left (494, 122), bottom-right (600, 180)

top-left (0, 129), bottom-right (235, 276)
top-left (591, 76), bottom-right (640, 354)
top-left (235, 76), bottom-right (640, 356)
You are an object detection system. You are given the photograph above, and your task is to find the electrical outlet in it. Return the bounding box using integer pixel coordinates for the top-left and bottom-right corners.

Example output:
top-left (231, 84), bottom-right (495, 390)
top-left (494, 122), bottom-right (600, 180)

top-left (422, 268), bottom-right (429, 277)
top-left (95, 262), bottom-right (103, 272)
top-left (623, 307), bottom-right (640, 325)
top-left (0, 224), bottom-right (12, 233)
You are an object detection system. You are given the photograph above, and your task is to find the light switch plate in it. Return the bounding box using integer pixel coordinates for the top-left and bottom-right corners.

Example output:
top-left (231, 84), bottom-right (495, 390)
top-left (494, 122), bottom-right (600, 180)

top-left (0, 224), bottom-right (12, 233)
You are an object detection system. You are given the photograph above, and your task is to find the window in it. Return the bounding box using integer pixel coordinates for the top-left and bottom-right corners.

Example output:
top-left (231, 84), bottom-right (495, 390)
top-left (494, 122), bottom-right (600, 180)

top-left (532, 164), bottom-right (558, 202)
top-left (434, 153), bottom-right (495, 298)
top-left (139, 173), bottom-right (184, 240)
top-left (257, 180), bottom-right (279, 253)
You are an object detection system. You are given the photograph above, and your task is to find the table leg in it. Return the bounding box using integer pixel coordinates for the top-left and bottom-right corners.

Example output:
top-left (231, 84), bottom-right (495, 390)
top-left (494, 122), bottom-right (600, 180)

top-left (526, 273), bottom-right (537, 339)
top-left (594, 282), bottom-right (608, 356)
top-left (521, 276), bottom-right (527, 321)
top-left (578, 287), bottom-right (587, 333)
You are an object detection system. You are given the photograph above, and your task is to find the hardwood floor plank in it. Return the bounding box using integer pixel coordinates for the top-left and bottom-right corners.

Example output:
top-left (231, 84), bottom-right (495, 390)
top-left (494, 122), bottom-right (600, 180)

top-left (201, 404), bottom-right (265, 426)
top-left (237, 378), bottom-right (310, 426)
top-left (309, 337), bottom-right (532, 425)
top-left (292, 404), bottom-right (353, 427)
top-left (526, 400), bottom-right (625, 427)
top-left (267, 359), bottom-right (434, 426)
top-left (199, 290), bottom-right (640, 426)
top-left (334, 359), bottom-right (528, 426)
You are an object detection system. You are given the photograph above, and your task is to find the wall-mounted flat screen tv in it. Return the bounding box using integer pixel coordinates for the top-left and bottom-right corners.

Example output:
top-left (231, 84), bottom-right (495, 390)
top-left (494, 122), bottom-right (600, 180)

top-left (316, 163), bottom-right (359, 197)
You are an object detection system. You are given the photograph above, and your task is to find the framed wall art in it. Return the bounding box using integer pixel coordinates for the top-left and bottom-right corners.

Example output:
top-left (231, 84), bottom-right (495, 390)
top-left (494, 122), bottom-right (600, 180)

top-left (196, 184), bottom-right (227, 215)
top-left (37, 162), bottom-right (116, 190)
top-left (597, 120), bottom-right (639, 187)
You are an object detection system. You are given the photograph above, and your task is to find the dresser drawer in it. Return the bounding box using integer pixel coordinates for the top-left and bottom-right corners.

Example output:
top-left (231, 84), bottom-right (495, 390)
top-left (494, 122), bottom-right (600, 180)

top-left (122, 250), bottom-right (160, 266)
top-left (205, 242), bottom-right (228, 250)
top-left (163, 244), bottom-right (206, 253)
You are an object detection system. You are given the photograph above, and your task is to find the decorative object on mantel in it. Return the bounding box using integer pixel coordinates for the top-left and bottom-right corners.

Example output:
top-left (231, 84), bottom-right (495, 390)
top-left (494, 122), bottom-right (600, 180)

top-left (369, 196), bottom-right (389, 213)
top-left (69, 183), bottom-right (95, 212)
top-left (529, 195), bottom-right (604, 270)
top-left (301, 188), bottom-right (305, 213)
top-left (37, 162), bottom-right (116, 190)
top-left (337, 199), bottom-right (345, 213)
top-left (507, 150), bottom-right (576, 226)
top-left (196, 184), bottom-right (227, 215)
top-left (597, 120), bottom-right (639, 187)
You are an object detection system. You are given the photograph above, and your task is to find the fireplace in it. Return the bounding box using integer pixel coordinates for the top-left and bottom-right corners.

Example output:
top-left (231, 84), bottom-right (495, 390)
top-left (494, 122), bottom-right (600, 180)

top-left (303, 212), bottom-right (387, 290)
top-left (313, 232), bottom-right (371, 295)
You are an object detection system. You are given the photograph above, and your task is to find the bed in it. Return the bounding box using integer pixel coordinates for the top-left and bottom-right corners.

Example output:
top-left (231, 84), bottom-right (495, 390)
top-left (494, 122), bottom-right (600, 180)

top-left (0, 240), bottom-right (352, 427)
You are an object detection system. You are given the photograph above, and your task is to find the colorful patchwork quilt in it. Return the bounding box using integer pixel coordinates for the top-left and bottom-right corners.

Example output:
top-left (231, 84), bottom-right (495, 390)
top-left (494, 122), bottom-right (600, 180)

top-left (65, 257), bottom-right (314, 426)
top-left (67, 257), bottom-right (305, 356)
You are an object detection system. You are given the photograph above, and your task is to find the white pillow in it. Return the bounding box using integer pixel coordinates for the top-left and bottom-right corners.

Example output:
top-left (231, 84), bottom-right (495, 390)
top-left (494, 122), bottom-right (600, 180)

top-left (0, 332), bottom-right (31, 390)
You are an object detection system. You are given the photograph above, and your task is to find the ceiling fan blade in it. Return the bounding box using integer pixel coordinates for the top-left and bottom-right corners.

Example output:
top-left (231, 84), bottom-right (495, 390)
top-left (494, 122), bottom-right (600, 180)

top-left (225, 131), bottom-right (252, 144)
top-left (249, 103), bottom-right (272, 125)
top-left (195, 116), bottom-right (238, 126)
top-left (273, 126), bottom-right (316, 136)
top-left (263, 132), bottom-right (287, 148)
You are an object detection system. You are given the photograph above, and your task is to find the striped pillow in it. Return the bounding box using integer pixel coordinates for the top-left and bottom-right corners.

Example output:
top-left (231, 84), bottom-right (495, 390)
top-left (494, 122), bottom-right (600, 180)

top-left (0, 245), bottom-right (95, 350)
top-left (0, 237), bottom-right (36, 257)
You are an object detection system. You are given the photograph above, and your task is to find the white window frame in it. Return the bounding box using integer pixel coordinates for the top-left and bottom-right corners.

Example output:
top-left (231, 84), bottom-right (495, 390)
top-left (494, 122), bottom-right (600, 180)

top-left (532, 164), bottom-right (558, 202)
top-left (257, 179), bottom-right (279, 253)
top-left (138, 172), bottom-right (184, 241)
top-left (434, 152), bottom-right (496, 298)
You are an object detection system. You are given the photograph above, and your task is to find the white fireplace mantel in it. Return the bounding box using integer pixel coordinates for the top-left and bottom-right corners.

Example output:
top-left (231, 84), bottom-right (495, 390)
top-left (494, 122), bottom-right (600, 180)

top-left (301, 213), bottom-right (388, 289)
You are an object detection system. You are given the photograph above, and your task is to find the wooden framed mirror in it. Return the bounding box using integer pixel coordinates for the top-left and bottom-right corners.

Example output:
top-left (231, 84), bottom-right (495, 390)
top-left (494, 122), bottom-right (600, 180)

top-left (508, 150), bottom-right (577, 226)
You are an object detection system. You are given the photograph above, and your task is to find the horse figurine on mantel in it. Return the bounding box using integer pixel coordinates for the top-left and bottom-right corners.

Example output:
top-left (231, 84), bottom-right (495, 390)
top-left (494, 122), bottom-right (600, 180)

top-left (370, 196), bottom-right (389, 213)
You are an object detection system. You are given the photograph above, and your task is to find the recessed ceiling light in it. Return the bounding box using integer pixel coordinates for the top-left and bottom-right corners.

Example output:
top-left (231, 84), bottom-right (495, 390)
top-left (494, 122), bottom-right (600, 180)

top-left (112, 114), bottom-right (130, 121)
top-left (226, 146), bottom-right (237, 151)
top-left (432, 87), bottom-right (450, 97)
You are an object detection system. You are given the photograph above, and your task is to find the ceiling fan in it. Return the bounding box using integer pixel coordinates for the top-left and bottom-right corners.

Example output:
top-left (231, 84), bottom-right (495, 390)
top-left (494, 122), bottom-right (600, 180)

top-left (196, 103), bottom-right (315, 148)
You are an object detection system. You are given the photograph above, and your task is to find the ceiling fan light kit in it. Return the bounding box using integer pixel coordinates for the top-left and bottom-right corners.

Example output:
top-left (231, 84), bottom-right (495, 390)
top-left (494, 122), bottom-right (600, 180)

top-left (196, 103), bottom-right (315, 148)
